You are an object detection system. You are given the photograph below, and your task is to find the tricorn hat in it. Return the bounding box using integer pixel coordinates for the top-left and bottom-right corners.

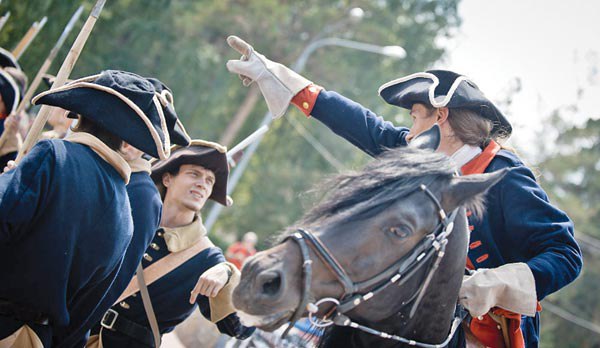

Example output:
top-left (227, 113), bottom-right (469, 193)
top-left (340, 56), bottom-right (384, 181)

top-left (145, 77), bottom-right (191, 147)
top-left (0, 47), bottom-right (20, 70)
top-left (32, 70), bottom-right (172, 159)
top-left (378, 70), bottom-right (512, 137)
top-left (151, 140), bottom-right (231, 206)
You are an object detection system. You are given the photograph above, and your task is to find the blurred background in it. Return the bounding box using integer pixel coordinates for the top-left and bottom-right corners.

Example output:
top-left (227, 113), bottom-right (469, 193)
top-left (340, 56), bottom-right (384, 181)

top-left (1, 0), bottom-right (598, 347)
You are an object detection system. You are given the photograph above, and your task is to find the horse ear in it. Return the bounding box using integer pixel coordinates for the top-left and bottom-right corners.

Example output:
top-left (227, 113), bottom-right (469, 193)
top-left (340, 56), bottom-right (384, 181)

top-left (441, 168), bottom-right (511, 212)
top-left (408, 124), bottom-right (441, 151)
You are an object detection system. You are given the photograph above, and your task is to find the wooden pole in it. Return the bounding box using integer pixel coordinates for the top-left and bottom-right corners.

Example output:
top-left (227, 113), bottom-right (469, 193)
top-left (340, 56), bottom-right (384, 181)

top-left (12, 16), bottom-right (48, 60)
top-left (0, 7), bottom-right (83, 150)
top-left (0, 11), bottom-right (10, 32)
top-left (16, 0), bottom-right (106, 163)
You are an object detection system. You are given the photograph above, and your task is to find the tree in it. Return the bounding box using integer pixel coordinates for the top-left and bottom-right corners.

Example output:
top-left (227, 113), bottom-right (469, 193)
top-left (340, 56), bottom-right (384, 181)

top-left (1, 0), bottom-right (462, 247)
top-left (536, 110), bottom-right (600, 347)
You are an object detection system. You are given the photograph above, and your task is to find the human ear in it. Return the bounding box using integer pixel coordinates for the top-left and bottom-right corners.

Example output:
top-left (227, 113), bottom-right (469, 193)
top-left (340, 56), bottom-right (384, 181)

top-left (437, 107), bottom-right (449, 124)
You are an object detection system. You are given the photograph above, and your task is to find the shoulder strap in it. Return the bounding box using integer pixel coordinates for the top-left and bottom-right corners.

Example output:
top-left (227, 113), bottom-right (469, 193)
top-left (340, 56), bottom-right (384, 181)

top-left (115, 236), bottom-right (214, 304)
top-left (136, 263), bottom-right (161, 348)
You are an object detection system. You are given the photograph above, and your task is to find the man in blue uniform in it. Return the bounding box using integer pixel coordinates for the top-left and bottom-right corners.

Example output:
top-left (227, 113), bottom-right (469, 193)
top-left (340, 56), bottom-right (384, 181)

top-left (225, 36), bottom-right (582, 347)
top-left (91, 140), bottom-right (254, 347)
top-left (0, 70), bottom-right (174, 347)
top-left (60, 77), bottom-right (192, 348)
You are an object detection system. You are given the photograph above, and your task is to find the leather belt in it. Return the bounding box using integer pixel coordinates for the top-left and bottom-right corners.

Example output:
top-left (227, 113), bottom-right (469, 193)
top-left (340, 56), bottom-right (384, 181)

top-left (101, 309), bottom-right (155, 347)
top-left (0, 299), bottom-right (49, 325)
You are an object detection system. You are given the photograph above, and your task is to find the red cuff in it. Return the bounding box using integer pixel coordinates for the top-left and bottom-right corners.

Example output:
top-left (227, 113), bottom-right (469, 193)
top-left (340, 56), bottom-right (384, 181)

top-left (291, 84), bottom-right (323, 117)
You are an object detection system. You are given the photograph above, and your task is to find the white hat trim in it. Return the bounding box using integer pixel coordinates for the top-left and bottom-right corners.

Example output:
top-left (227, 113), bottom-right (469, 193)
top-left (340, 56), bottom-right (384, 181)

top-left (378, 72), bottom-right (473, 108)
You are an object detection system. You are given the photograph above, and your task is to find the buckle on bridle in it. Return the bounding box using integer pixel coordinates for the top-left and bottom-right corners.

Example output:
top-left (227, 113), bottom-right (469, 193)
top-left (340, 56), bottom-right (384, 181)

top-left (101, 309), bottom-right (119, 330)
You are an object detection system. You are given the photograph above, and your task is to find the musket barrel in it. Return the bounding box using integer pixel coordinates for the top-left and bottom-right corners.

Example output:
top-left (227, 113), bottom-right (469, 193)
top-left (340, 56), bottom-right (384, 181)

top-left (0, 7), bottom-right (83, 150)
top-left (16, 1), bottom-right (105, 163)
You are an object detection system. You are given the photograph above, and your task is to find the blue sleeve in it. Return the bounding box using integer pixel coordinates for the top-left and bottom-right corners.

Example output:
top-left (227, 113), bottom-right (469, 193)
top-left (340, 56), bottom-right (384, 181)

top-left (500, 166), bottom-right (582, 300)
top-left (0, 141), bottom-right (54, 243)
top-left (310, 90), bottom-right (410, 157)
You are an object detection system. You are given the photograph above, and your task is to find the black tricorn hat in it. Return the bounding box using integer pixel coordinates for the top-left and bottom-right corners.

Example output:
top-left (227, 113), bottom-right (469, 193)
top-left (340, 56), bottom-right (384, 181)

top-left (0, 47), bottom-right (20, 70)
top-left (32, 70), bottom-right (172, 159)
top-left (0, 69), bottom-right (21, 115)
top-left (151, 140), bottom-right (231, 206)
top-left (378, 70), bottom-right (512, 137)
top-left (145, 77), bottom-right (191, 147)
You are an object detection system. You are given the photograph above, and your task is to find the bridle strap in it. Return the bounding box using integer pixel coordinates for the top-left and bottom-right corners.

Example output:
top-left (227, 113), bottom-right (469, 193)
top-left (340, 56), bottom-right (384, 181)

top-left (297, 228), bottom-right (355, 295)
top-left (281, 231), bottom-right (313, 338)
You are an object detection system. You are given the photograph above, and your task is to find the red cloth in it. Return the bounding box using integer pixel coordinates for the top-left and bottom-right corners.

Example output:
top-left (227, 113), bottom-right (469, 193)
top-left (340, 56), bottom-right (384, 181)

top-left (291, 84), bottom-right (323, 117)
top-left (226, 242), bottom-right (256, 270)
top-left (461, 140), bottom-right (539, 348)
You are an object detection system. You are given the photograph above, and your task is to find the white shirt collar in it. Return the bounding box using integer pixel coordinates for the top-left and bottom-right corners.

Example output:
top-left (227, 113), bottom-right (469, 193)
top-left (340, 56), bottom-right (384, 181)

top-left (450, 144), bottom-right (482, 169)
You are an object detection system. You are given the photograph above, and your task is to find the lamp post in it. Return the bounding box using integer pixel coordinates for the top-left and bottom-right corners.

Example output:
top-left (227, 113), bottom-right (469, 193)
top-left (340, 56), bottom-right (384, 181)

top-left (204, 38), bottom-right (406, 232)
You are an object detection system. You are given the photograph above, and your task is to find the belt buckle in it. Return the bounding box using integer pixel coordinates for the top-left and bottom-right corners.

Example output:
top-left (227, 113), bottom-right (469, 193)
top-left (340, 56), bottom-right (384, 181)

top-left (101, 309), bottom-right (119, 330)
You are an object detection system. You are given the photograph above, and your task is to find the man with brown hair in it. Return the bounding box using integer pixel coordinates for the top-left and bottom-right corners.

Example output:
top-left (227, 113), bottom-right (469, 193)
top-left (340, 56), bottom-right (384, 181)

top-left (93, 140), bottom-right (254, 347)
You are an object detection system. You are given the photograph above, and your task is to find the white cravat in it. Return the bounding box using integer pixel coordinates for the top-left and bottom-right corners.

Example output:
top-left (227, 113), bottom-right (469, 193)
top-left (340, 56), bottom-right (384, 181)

top-left (450, 144), bottom-right (482, 169)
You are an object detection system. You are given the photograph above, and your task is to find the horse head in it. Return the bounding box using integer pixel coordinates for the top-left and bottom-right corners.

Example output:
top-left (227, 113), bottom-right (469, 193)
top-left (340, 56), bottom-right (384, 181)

top-left (233, 129), bottom-right (507, 346)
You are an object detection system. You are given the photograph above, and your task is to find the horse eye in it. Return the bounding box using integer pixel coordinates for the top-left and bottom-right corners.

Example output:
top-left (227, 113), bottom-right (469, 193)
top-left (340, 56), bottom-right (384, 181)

top-left (388, 226), bottom-right (410, 239)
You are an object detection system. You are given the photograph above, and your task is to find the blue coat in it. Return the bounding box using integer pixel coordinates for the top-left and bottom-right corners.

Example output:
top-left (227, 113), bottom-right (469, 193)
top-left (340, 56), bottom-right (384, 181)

top-left (309, 90), bottom-right (583, 347)
top-left (91, 227), bottom-right (253, 347)
top-left (60, 171), bottom-right (162, 348)
top-left (0, 139), bottom-right (133, 346)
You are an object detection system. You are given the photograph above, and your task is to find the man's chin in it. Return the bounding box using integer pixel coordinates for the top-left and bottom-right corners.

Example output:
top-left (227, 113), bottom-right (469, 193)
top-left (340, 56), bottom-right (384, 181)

top-left (183, 200), bottom-right (206, 213)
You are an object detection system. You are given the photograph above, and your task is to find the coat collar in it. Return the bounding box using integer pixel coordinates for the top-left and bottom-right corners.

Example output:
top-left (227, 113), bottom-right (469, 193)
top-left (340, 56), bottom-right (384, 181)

top-left (127, 156), bottom-right (151, 174)
top-left (461, 140), bottom-right (501, 175)
top-left (65, 132), bottom-right (131, 183)
top-left (162, 215), bottom-right (207, 252)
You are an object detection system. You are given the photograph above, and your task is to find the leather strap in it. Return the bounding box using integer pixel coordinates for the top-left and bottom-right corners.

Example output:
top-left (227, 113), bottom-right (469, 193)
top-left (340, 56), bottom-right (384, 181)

top-left (116, 236), bottom-right (214, 304)
top-left (136, 263), bottom-right (161, 348)
top-left (100, 310), bottom-right (154, 347)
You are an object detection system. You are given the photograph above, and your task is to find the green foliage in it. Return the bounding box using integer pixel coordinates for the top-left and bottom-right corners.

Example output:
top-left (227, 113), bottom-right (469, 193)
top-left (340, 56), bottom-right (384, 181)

top-left (0, 0), bottom-right (461, 247)
top-left (536, 113), bottom-right (600, 347)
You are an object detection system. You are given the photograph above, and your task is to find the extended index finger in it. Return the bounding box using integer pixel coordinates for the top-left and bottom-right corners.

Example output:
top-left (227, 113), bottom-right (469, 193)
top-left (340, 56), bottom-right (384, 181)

top-left (227, 35), bottom-right (253, 56)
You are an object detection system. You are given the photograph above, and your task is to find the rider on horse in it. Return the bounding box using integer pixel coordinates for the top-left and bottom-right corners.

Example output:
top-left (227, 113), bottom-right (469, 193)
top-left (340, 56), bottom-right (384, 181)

top-left (225, 36), bottom-right (583, 348)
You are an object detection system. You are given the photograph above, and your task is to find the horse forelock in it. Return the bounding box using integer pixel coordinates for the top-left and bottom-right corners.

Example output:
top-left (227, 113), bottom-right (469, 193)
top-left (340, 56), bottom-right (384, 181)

top-left (278, 147), bottom-right (456, 241)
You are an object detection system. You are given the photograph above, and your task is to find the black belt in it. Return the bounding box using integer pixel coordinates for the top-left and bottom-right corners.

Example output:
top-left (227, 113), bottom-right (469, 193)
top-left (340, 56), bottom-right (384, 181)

top-left (101, 309), bottom-right (156, 347)
top-left (0, 299), bottom-right (49, 325)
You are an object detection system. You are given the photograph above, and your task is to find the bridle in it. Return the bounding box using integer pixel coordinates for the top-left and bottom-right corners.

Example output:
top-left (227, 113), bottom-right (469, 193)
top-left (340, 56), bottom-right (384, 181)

top-left (282, 183), bottom-right (467, 348)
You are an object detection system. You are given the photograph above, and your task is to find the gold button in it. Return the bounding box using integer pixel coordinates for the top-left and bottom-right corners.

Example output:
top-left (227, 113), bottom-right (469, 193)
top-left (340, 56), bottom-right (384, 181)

top-left (150, 243), bottom-right (160, 251)
top-left (302, 102), bottom-right (310, 110)
top-left (497, 325), bottom-right (502, 330)
top-left (143, 253), bottom-right (153, 262)
top-left (119, 301), bottom-right (130, 309)
top-left (157, 231), bottom-right (164, 238)
top-left (308, 86), bottom-right (317, 93)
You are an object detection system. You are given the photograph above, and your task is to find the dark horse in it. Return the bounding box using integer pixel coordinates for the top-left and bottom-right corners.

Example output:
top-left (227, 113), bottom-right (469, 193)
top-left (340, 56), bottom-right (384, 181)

top-left (233, 130), bottom-right (507, 347)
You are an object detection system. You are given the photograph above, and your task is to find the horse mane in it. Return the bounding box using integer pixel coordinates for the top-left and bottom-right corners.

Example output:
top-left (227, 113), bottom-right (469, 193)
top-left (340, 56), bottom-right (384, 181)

top-left (278, 147), bottom-right (460, 241)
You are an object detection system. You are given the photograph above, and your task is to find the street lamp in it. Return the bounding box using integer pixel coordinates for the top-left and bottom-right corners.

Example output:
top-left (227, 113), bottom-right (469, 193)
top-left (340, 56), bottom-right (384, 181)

top-left (204, 37), bottom-right (406, 232)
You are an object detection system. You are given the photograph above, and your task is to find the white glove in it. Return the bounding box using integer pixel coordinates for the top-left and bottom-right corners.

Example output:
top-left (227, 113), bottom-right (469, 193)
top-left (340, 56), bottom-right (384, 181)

top-left (226, 35), bottom-right (312, 118)
top-left (459, 262), bottom-right (537, 318)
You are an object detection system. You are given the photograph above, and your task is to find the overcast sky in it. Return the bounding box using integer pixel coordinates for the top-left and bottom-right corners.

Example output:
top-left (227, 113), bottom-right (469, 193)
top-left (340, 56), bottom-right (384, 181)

top-left (441, 0), bottom-right (600, 158)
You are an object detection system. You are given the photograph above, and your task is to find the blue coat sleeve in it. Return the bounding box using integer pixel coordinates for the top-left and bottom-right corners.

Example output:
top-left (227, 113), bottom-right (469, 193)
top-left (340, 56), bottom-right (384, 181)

top-left (0, 141), bottom-right (54, 243)
top-left (310, 90), bottom-right (410, 157)
top-left (499, 166), bottom-right (582, 300)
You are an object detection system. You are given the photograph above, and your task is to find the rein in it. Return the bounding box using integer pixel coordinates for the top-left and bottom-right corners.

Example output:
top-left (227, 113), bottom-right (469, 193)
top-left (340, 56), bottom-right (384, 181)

top-left (282, 184), bottom-right (465, 347)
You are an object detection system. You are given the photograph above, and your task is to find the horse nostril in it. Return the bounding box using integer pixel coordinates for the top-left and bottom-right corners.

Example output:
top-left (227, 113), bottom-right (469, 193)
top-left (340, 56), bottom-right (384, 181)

top-left (258, 271), bottom-right (283, 297)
